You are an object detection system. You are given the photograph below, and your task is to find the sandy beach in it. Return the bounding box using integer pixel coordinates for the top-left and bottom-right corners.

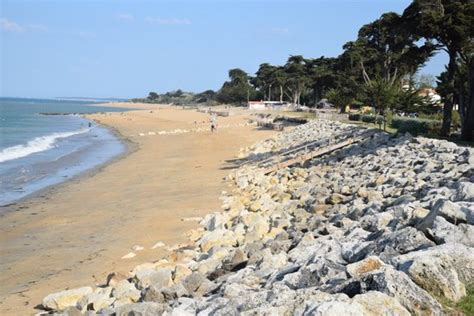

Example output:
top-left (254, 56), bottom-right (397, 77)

top-left (0, 104), bottom-right (275, 315)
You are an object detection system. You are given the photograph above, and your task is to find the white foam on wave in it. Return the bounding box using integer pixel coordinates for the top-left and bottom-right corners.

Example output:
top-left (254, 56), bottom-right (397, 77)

top-left (0, 128), bottom-right (91, 163)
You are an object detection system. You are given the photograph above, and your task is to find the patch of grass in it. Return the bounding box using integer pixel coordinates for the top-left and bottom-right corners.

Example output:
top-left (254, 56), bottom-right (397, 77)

top-left (436, 286), bottom-right (474, 315)
top-left (456, 287), bottom-right (474, 315)
top-left (282, 111), bottom-right (318, 119)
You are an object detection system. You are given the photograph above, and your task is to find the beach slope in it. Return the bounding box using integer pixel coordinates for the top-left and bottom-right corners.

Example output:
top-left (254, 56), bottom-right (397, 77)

top-left (0, 105), bottom-right (274, 315)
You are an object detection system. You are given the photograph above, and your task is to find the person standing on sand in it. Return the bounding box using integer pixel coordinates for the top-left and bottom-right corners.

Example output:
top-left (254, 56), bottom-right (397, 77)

top-left (210, 114), bottom-right (217, 132)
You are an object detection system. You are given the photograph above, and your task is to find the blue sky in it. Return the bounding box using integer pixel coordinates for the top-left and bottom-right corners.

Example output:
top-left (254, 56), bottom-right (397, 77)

top-left (1, 0), bottom-right (448, 99)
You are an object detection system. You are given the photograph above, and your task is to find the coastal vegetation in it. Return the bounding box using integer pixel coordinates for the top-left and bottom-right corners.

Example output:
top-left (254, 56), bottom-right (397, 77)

top-left (134, 0), bottom-right (473, 141)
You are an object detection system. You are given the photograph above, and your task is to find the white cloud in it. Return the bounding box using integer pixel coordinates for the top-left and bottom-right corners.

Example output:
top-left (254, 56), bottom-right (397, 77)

top-left (1, 18), bottom-right (24, 32)
top-left (145, 17), bottom-right (191, 25)
top-left (0, 18), bottom-right (48, 33)
top-left (117, 13), bottom-right (134, 21)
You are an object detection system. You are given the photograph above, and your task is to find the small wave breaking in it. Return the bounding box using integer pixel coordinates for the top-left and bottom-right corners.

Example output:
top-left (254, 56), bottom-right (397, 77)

top-left (0, 128), bottom-right (90, 163)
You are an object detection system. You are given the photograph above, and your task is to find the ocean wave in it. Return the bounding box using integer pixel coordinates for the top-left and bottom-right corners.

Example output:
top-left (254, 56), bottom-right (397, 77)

top-left (0, 128), bottom-right (90, 163)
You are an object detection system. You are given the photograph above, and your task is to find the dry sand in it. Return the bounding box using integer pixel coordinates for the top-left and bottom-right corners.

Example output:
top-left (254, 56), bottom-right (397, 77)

top-left (0, 104), bottom-right (275, 315)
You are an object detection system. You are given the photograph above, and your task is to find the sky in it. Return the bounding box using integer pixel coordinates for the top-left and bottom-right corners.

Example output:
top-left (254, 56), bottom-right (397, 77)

top-left (0, 0), bottom-right (448, 99)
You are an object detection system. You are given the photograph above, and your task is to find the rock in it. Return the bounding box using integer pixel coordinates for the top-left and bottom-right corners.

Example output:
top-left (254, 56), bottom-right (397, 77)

top-left (121, 252), bottom-right (136, 259)
top-left (326, 193), bottom-right (346, 205)
top-left (360, 212), bottom-right (394, 232)
top-left (341, 241), bottom-right (375, 263)
top-left (132, 245), bottom-right (144, 251)
top-left (112, 280), bottom-right (141, 304)
top-left (181, 272), bottom-right (217, 297)
top-left (352, 291), bottom-right (410, 316)
top-left (398, 253), bottom-right (466, 302)
top-left (392, 243), bottom-right (474, 300)
top-left (455, 181), bottom-right (474, 202)
top-left (202, 213), bottom-right (225, 231)
top-left (151, 241), bottom-right (166, 249)
top-left (106, 272), bottom-right (128, 287)
top-left (198, 229), bottom-right (237, 252)
top-left (285, 257), bottom-right (347, 290)
top-left (135, 268), bottom-right (173, 290)
top-left (114, 302), bottom-right (167, 315)
top-left (360, 265), bottom-right (443, 315)
top-left (346, 256), bottom-right (385, 278)
top-left (357, 187), bottom-right (368, 199)
top-left (418, 199), bottom-right (468, 230)
top-left (426, 216), bottom-right (474, 247)
top-left (306, 300), bottom-right (365, 315)
top-left (173, 264), bottom-right (193, 283)
top-left (78, 289), bottom-right (115, 312)
top-left (161, 283), bottom-right (189, 300)
top-left (222, 248), bottom-right (248, 272)
top-left (375, 227), bottom-right (435, 256)
top-left (42, 287), bottom-right (93, 311)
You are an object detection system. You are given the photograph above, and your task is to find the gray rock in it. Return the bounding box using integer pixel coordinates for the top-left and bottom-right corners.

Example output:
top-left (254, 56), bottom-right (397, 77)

top-left (418, 199), bottom-right (468, 230)
top-left (114, 302), bottom-right (167, 316)
top-left (341, 241), bottom-right (375, 263)
top-left (42, 287), bottom-right (93, 311)
top-left (352, 291), bottom-right (410, 316)
top-left (426, 216), bottom-right (474, 247)
top-left (134, 267), bottom-right (173, 290)
top-left (181, 272), bottom-right (217, 297)
top-left (455, 181), bottom-right (474, 202)
top-left (112, 280), bottom-right (141, 304)
top-left (360, 265), bottom-right (443, 315)
top-left (391, 243), bottom-right (474, 292)
top-left (375, 227), bottom-right (435, 256)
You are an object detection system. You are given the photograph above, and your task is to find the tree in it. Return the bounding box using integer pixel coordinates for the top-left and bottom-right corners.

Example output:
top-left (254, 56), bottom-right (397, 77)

top-left (403, 0), bottom-right (474, 139)
top-left (284, 55), bottom-right (309, 105)
top-left (306, 57), bottom-right (339, 105)
top-left (217, 68), bottom-right (255, 105)
top-left (148, 92), bottom-right (159, 101)
top-left (325, 88), bottom-right (353, 113)
top-left (253, 63), bottom-right (277, 101)
top-left (193, 90), bottom-right (216, 104)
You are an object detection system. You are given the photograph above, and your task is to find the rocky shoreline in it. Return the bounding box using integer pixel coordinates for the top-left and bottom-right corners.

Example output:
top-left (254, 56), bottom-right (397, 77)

top-left (40, 119), bottom-right (473, 315)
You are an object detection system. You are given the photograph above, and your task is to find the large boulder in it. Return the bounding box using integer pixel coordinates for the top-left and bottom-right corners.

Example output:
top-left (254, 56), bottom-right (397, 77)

top-left (418, 199), bottom-right (469, 230)
top-left (134, 267), bottom-right (173, 290)
top-left (114, 302), bottom-right (168, 315)
top-left (359, 265), bottom-right (443, 314)
top-left (454, 181), bottom-right (474, 202)
top-left (425, 216), bottom-right (474, 247)
top-left (352, 291), bottom-right (410, 316)
top-left (42, 287), bottom-right (93, 311)
top-left (391, 243), bottom-right (474, 302)
top-left (181, 272), bottom-right (218, 297)
top-left (112, 280), bottom-right (141, 304)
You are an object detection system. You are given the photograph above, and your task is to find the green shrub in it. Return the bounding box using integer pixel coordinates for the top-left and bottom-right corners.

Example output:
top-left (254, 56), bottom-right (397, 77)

top-left (360, 114), bottom-right (383, 125)
top-left (419, 111), bottom-right (461, 129)
top-left (348, 113), bottom-right (361, 121)
top-left (391, 116), bottom-right (441, 135)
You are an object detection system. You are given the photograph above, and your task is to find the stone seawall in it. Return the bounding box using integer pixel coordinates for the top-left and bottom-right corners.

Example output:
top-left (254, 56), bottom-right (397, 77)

top-left (40, 120), bottom-right (474, 315)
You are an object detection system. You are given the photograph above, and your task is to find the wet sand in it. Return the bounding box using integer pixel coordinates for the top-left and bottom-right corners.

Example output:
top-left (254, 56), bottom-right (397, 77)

top-left (0, 104), bottom-right (275, 315)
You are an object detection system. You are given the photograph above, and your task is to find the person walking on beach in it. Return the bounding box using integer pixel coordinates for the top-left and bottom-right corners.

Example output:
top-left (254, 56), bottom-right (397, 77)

top-left (210, 114), bottom-right (217, 132)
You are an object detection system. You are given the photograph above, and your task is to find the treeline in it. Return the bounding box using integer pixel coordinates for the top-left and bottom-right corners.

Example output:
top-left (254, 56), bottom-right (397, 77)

top-left (217, 0), bottom-right (473, 141)
top-left (137, 0), bottom-right (473, 141)
top-left (132, 89), bottom-right (218, 106)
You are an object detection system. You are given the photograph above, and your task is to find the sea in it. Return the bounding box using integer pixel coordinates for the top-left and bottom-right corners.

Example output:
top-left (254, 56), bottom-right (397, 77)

top-left (0, 97), bottom-right (129, 206)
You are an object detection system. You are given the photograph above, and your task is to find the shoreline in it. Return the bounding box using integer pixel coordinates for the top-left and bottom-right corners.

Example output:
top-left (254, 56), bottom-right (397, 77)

top-left (0, 106), bottom-right (276, 315)
top-left (0, 116), bottom-right (134, 212)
